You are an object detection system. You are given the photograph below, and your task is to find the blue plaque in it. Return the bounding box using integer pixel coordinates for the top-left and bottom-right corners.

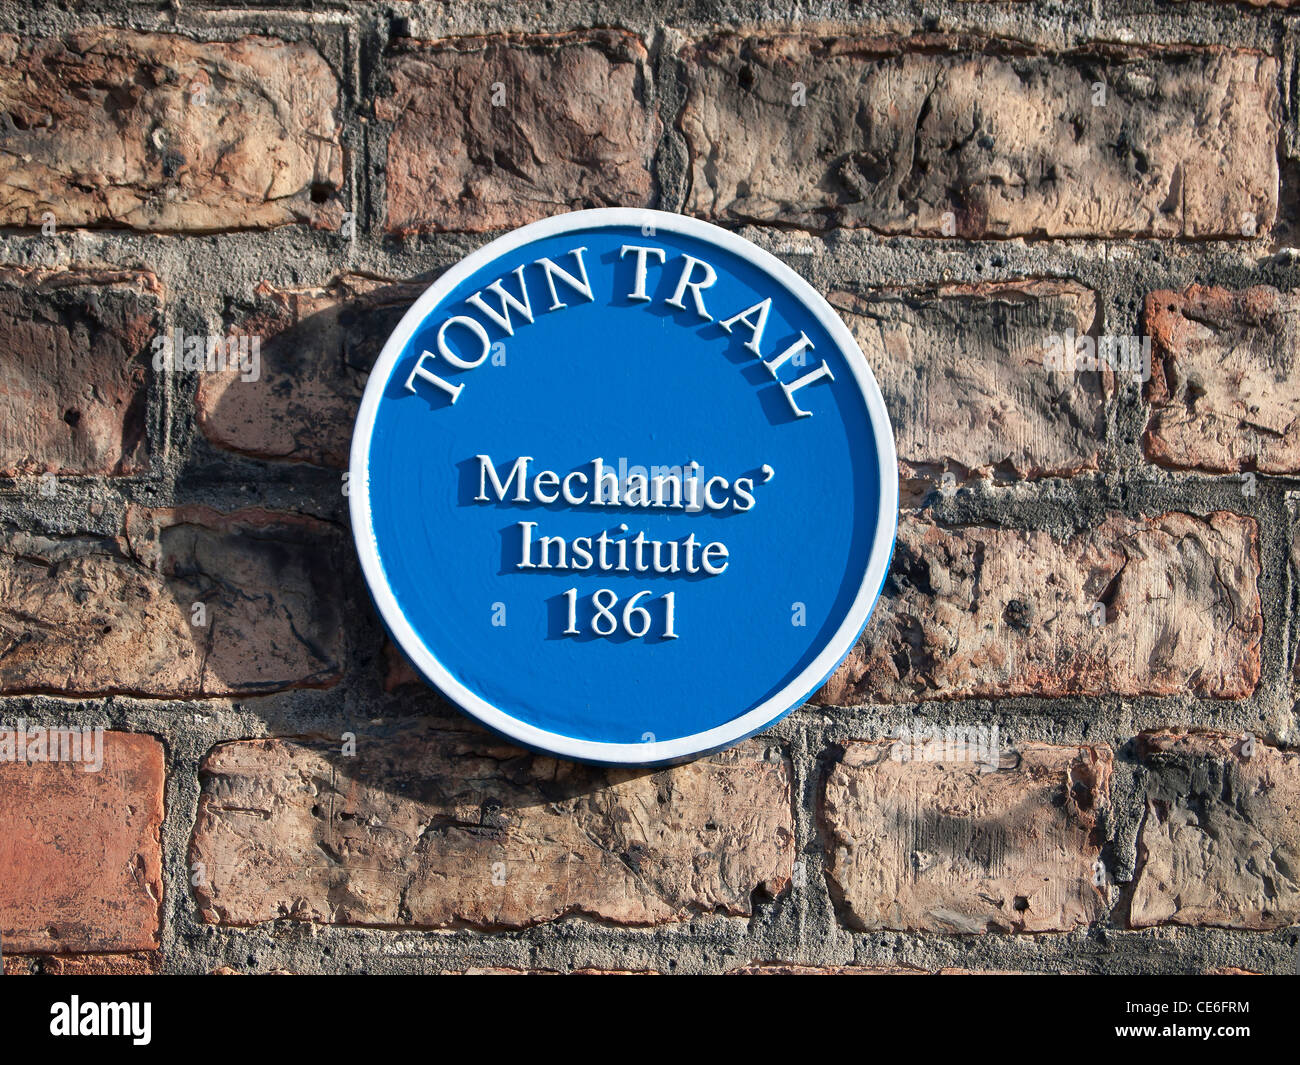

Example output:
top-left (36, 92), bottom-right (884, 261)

top-left (351, 209), bottom-right (897, 765)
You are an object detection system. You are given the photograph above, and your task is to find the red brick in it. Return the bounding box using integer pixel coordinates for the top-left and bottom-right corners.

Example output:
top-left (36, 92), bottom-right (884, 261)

top-left (0, 732), bottom-right (163, 953)
top-left (731, 963), bottom-right (925, 974)
top-left (1290, 512), bottom-right (1300, 682)
top-left (189, 725), bottom-right (793, 929)
top-left (832, 282), bottom-right (1104, 496)
top-left (731, 963), bottom-right (1028, 973)
top-left (0, 30), bottom-right (343, 231)
top-left (0, 506), bottom-right (346, 696)
top-left (0, 268), bottom-right (159, 476)
top-left (1145, 286), bottom-right (1300, 473)
top-left (437, 967), bottom-right (656, 975)
top-left (817, 512), bottom-right (1261, 704)
top-left (681, 39), bottom-right (1277, 239)
top-left (821, 741), bottom-right (1111, 933)
top-left (1131, 732), bottom-right (1300, 930)
top-left (379, 31), bottom-right (658, 233)
top-left (4, 952), bottom-right (159, 975)
top-left (197, 276), bottom-right (422, 468)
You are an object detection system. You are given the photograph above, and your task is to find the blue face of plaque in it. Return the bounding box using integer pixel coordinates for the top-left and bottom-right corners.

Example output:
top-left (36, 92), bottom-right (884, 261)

top-left (351, 209), bottom-right (897, 765)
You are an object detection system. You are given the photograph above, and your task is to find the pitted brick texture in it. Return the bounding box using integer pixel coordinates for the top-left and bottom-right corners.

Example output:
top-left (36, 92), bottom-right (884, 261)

top-left (0, 30), bottom-right (344, 231)
top-left (832, 282), bottom-right (1104, 493)
top-left (1131, 732), bottom-right (1300, 930)
top-left (821, 741), bottom-right (1111, 933)
top-left (818, 512), bottom-right (1261, 704)
top-left (190, 727), bottom-right (793, 929)
top-left (0, 268), bottom-right (159, 476)
top-left (681, 39), bottom-right (1278, 238)
top-left (197, 276), bottom-right (422, 468)
top-left (1145, 286), bottom-right (1300, 474)
top-left (0, 507), bottom-right (346, 696)
top-left (380, 31), bottom-right (658, 233)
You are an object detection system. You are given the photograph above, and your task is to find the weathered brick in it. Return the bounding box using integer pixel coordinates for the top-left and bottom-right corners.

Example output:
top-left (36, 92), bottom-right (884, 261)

top-left (817, 512), bottom-right (1261, 704)
top-left (0, 30), bottom-right (343, 231)
top-left (731, 963), bottom-right (924, 974)
top-left (1291, 505), bottom-right (1300, 683)
top-left (1145, 286), bottom-right (1300, 473)
top-left (1131, 732), bottom-right (1300, 930)
top-left (3, 952), bottom-right (159, 975)
top-left (190, 725), bottom-right (793, 929)
top-left (197, 276), bottom-right (422, 467)
top-left (434, 967), bottom-right (656, 975)
top-left (832, 282), bottom-right (1104, 495)
top-left (731, 962), bottom-right (1029, 973)
top-left (822, 741), bottom-right (1111, 933)
top-left (0, 506), bottom-right (345, 696)
top-left (681, 39), bottom-right (1277, 238)
top-left (0, 268), bottom-right (159, 476)
top-left (379, 31), bottom-right (658, 233)
top-left (0, 732), bottom-right (163, 953)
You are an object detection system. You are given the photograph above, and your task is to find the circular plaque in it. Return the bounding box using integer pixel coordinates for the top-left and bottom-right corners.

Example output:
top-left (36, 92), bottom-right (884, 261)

top-left (350, 209), bottom-right (897, 765)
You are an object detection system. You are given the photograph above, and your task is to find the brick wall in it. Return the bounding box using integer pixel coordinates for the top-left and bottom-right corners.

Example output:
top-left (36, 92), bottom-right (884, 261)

top-left (1, 1), bottom-right (1298, 975)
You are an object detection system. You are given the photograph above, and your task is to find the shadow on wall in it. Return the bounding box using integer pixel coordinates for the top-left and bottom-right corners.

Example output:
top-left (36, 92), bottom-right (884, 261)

top-left (193, 275), bottom-right (427, 470)
top-left (0, 276), bottom-right (430, 703)
top-left (185, 277), bottom-right (735, 931)
top-left (186, 715), bottom-right (795, 932)
top-left (0, 500), bottom-right (355, 701)
top-left (1, 271), bottom-right (800, 939)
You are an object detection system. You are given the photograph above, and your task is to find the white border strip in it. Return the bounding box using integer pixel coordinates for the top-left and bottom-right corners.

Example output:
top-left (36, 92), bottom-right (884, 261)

top-left (349, 208), bottom-right (898, 765)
